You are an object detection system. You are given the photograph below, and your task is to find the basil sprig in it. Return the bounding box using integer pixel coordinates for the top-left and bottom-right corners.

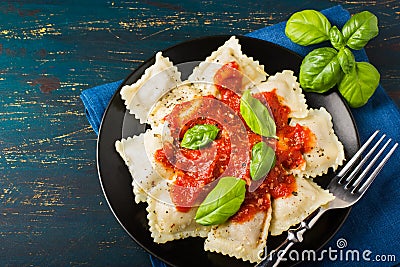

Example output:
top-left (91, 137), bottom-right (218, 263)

top-left (250, 141), bottom-right (275, 181)
top-left (240, 90), bottom-right (276, 137)
top-left (181, 124), bottom-right (220, 150)
top-left (285, 10), bottom-right (380, 108)
top-left (195, 177), bottom-right (246, 226)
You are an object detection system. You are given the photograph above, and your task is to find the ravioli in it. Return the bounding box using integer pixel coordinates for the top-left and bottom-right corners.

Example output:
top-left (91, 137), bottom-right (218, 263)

top-left (290, 107), bottom-right (345, 178)
top-left (115, 128), bottom-right (165, 203)
top-left (252, 70), bottom-right (308, 118)
top-left (204, 198), bottom-right (272, 263)
top-left (114, 36), bottom-right (345, 264)
top-left (148, 82), bottom-right (217, 127)
top-left (147, 180), bottom-right (211, 243)
top-left (120, 52), bottom-right (181, 124)
top-left (188, 36), bottom-right (267, 92)
top-left (269, 177), bottom-right (334, 236)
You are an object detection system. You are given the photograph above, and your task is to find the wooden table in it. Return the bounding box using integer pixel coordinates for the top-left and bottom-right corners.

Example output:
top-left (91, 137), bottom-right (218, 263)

top-left (1, 1), bottom-right (398, 266)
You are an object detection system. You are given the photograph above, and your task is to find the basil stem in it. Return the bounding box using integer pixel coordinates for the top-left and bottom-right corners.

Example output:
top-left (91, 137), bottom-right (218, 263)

top-left (250, 141), bottom-right (275, 181)
top-left (195, 177), bottom-right (246, 226)
top-left (181, 124), bottom-right (220, 150)
top-left (240, 90), bottom-right (276, 138)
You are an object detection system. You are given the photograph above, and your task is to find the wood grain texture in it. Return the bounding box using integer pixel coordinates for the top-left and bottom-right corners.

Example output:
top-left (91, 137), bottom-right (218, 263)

top-left (0, 0), bottom-right (398, 266)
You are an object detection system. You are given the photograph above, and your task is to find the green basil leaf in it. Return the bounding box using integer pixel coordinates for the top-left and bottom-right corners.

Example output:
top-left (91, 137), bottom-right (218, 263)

top-left (240, 90), bottom-right (276, 137)
top-left (181, 124), bottom-right (220, 150)
top-left (250, 142), bottom-right (275, 181)
top-left (342, 11), bottom-right (378, 50)
top-left (337, 47), bottom-right (355, 74)
top-left (338, 62), bottom-right (380, 108)
top-left (299, 47), bottom-right (341, 93)
top-left (285, 10), bottom-right (331, 46)
top-left (195, 177), bottom-right (246, 226)
top-left (329, 26), bottom-right (345, 50)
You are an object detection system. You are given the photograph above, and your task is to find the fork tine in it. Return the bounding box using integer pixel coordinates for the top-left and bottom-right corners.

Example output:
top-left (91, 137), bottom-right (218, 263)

top-left (356, 142), bottom-right (398, 194)
top-left (337, 130), bottom-right (380, 181)
top-left (347, 138), bottom-right (392, 190)
top-left (341, 134), bottom-right (386, 185)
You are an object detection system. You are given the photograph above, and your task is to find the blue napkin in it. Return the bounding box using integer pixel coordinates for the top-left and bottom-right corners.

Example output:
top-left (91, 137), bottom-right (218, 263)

top-left (81, 5), bottom-right (400, 267)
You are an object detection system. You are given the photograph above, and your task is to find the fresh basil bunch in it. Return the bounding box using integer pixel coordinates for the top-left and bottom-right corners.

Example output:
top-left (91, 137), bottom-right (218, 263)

top-left (285, 10), bottom-right (380, 108)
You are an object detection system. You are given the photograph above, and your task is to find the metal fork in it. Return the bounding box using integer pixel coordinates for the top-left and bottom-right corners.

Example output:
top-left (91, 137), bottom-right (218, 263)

top-left (256, 130), bottom-right (398, 267)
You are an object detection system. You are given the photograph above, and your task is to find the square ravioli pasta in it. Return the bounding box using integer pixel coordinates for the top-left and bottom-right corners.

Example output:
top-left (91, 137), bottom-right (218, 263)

top-left (114, 36), bottom-right (345, 263)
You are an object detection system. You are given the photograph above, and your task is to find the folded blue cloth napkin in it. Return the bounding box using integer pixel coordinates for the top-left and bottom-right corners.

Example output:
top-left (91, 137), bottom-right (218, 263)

top-left (81, 5), bottom-right (400, 267)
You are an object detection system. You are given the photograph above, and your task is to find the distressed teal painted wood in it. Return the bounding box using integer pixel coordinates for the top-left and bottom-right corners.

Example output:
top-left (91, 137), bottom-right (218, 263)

top-left (0, 0), bottom-right (398, 266)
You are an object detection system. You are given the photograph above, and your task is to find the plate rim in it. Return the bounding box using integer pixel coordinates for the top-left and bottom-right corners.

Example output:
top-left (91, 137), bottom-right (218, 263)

top-left (96, 34), bottom-right (359, 267)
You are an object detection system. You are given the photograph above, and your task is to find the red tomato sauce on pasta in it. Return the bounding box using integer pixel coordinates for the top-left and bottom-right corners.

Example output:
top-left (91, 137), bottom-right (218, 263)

top-left (154, 61), bottom-right (315, 221)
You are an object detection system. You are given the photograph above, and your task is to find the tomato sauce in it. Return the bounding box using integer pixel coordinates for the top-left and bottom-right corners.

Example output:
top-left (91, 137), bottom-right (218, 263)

top-left (154, 61), bottom-right (315, 221)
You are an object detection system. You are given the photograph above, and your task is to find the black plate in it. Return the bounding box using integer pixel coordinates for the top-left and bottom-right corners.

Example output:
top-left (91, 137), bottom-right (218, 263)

top-left (97, 35), bottom-right (360, 267)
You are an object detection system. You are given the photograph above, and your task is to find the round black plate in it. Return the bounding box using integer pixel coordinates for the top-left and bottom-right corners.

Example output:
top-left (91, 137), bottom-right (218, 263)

top-left (97, 35), bottom-right (360, 267)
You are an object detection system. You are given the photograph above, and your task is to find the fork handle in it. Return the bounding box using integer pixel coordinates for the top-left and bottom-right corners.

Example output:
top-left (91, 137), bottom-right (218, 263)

top-left (256, 207), bottom-right (325, 267)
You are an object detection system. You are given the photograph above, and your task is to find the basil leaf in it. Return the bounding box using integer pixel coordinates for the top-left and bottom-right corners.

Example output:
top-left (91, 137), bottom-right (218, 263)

top-left (338, 62), bottom-right (380, 108)
top-left (337, 47), bottom-right (355, 74)
top-left (181, 124), bottom-right (220, 150)
top-left (342, 11), bottom-right (378, 50)
top-left (195, 177), bottom-right (246, 226)
top-left (285, 10), bottom-right (331, 46)
top-left (240, 90), bottom-right (276, 137)
top-left (329, 26), bottom-right (345, 50)
top-left (250, 142), bottom-right (275, 181)
top-left (299, 47), bottom-right (341, 93)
